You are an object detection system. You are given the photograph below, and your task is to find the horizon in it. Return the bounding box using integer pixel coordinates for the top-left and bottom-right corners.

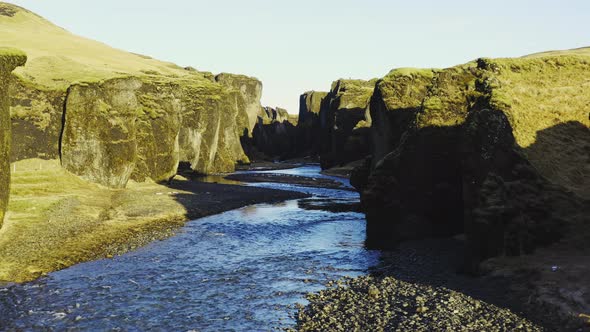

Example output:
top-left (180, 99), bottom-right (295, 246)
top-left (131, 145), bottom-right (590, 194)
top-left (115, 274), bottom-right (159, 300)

top-left (5, 0), bottom-right (590, 113)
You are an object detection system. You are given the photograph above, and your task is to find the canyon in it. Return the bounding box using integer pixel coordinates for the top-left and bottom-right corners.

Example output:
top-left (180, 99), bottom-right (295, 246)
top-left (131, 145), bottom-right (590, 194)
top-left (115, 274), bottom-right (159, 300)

top-left (0, 1), bottom-right (589, 330)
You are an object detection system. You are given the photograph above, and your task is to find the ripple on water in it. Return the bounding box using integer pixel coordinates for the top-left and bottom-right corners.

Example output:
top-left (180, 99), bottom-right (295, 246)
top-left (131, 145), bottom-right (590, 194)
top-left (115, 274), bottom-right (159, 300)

top-left (0, 166), bottom-right (379, 331)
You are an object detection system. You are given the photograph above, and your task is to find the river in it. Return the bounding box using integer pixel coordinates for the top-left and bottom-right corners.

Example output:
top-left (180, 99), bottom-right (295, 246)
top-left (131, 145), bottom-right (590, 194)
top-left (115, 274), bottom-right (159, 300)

top-left (0, 166), bottom-right (380, 331)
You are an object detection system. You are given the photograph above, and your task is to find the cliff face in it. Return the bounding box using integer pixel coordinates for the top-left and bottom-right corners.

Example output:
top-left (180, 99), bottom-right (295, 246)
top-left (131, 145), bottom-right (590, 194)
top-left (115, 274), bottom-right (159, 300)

top-left (215, 73), bottom-right (264, 136)
top-left (318, 79), bottom-right (376, 169)
top-left (353, 51), bottom-right (589, 268)
top-left (0, 48), bottom-right (26, 228)
top-left (244, 106), bottom-right (297, 160)
top-left (296, 91), bottom-right (328, 155)
top-left (0, 3), bottom-right (260, 187)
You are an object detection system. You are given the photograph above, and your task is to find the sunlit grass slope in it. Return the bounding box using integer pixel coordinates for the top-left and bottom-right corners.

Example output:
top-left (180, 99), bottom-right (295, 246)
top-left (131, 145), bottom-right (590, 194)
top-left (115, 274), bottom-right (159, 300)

top-left (0, 2), bottom-right (208, 90)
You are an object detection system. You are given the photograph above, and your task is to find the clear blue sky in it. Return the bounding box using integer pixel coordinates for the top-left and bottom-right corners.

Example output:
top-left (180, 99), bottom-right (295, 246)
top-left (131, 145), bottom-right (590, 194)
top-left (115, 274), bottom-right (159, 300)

top-left (7, 0), bottom-right (589, 113)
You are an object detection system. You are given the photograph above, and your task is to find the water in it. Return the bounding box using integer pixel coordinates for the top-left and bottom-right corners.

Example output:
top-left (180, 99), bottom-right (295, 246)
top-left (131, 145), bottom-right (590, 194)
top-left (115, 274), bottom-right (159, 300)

top-left (0, 166), bottom-right (379, 331)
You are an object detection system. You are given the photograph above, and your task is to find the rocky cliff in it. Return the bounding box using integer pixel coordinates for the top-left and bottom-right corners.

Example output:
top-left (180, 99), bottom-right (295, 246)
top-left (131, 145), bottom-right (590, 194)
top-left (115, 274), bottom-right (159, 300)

top-left (243, 106), bottom-right (298, 160)
top-left (318, 79), bottom-right (376, 169)
top-left (215, 73), bottom-right (264, 136)
top-left (352, 50), bottom-right (590, 268)
top-left (0, 3), bottom-right (260, 188)
top-left (0, 48), bottom-right (26, 228)
top-left (296, 91), bottom-right (328, 155)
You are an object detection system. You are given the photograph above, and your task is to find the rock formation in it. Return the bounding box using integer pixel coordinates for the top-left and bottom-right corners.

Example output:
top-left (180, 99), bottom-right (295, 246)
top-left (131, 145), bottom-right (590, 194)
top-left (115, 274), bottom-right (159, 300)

top-left (0, 3), bottom-right (261, 188)
top-left (352, 50), bottom-right (590, 268)
top-left (244, 107), bottom-right (298, 160)
top-left (296, 91), bottom-right (328, 155)
top-left (0, 47), bottom-right (26, 228)
top-left (215, 73), bottom-right (264, 135)
top-left (317, 79), bottom-right (376, 169)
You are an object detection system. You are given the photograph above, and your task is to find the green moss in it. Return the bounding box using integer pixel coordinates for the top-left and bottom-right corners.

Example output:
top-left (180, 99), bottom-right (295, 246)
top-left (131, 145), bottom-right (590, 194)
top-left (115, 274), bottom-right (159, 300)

top-left (475, 54), bottom-right (590, 198)
top-left (0, 47), bottom-right (26, 228)
top-left (417, 63), bottom-right (478, 128)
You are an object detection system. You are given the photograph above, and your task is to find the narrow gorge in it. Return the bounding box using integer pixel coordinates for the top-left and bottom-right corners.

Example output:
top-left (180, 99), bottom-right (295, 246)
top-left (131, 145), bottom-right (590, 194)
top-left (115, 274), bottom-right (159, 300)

top-left (0, 2), bottom-right (588, 331)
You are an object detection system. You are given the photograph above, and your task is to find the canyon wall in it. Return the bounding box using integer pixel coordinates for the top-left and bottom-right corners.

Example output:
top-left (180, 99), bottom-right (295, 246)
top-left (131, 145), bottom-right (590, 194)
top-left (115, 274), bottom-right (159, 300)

top-left (244, 106), bottom-right (298, 160)
top-left (0, 48), bottom-right (26, 228)
top-left (296, 91), bottom-right (328, 156)
top-left (351, 52), bottom-right (589, 268)
top-left (317, 79), bottom-right (376, 169)
top-left (1, 3), bottom-right (262, 188)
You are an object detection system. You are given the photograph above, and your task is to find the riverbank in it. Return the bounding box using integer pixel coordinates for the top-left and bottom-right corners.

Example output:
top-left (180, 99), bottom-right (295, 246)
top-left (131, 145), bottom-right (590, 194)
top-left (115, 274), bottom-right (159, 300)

top-left (294, 234), bottom-right (590, 331)
top-left (0, 159), bottom-right (308, 283)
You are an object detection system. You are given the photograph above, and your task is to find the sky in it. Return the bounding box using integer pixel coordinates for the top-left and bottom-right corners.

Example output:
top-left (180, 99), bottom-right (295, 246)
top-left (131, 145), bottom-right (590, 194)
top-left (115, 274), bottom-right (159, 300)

top-left (7, 0), bottom-right (589, 113)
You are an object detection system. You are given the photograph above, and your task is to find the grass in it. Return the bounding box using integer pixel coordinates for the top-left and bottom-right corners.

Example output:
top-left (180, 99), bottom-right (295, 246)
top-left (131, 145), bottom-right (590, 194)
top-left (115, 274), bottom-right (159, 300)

top-left (0, 2), bottom-right (209, 90)
top-left (0, 159), bottom-right (189, 282)
top-left (331, 79), bottom-right (377, 110)
top-left (479, 54), bottom-right (590, 198)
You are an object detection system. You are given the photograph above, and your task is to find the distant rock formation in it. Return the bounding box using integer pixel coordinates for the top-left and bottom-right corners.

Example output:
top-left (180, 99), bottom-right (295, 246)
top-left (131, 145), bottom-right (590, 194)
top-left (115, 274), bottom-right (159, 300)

top-left (215, 73), bottom-right (264, 135)
top-left (296, 91), bottom-right (328, 156)
top-left (0, 48), bottom-right (26, 228)
top-left (243, 106), bottom-right (298, 160)
top-left (351, 52), bottom-right (590, 269)
top-left (1, 3), bottom-right (261, 188)
top-left (317, 79), bottom-right (376, 169)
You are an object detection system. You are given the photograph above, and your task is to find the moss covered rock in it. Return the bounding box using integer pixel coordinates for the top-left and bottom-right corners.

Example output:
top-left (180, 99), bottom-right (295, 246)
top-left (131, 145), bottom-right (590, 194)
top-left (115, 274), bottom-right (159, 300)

top-left (296, 91), bottom-right (328, 155)
top-left (369, 68), bottom-right (435, 165)
top-left (319, 79), bottom-right (376, 169)
top-left (61, 78), bottom-right (142, 188)
top-left (244, 107), bottom-right (298, 160)
top-left (0, 3), bottom-right (261, 185)
top-left (215, 73), bottom-right (263, 136)
top-left (356, 50), bottom-right (589, 269)
top-left (9, 80), bottom-right (66, 161)
top-left (0, 47), bottom-right (26, 228)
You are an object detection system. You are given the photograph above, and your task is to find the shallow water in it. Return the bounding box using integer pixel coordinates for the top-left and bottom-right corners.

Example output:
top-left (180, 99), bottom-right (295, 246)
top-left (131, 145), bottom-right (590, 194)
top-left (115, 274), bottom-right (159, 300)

top-left (0, 166), bottom-right (379, 331)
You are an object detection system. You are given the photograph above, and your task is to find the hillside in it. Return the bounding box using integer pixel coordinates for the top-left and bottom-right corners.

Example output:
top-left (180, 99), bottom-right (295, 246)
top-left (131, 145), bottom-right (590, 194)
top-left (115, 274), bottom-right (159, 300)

top-left (0, 2), bottom-right (210, 90)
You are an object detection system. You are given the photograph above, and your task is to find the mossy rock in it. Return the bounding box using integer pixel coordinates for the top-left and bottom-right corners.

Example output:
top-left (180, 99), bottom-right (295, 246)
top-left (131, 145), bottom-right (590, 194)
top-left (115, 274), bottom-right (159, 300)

top-left (476, 55), bottom-right (590, 198)
top-left (319, 79), bottom-right (376, 168)
top-left (359, 49), bottom-right (590, 267)
top-left (0, 47), bottom-right (26, 228)
top-left (9, 79), bottom-right (66, 161)
top-left (370, 68), bottom-right (436, 164)
top-left (215, 73), bottom-right (263, 135)
top-left (132, 81), bottom-right (182, 183)
top-left (61, 77), bottom-right (142, 188)
top-left (296, 91), bottom-right (328, 155)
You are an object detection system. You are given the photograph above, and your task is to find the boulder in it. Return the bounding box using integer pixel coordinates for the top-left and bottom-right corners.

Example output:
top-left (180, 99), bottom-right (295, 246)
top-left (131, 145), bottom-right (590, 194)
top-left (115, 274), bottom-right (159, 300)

top-left (0, 48), bottom-right (27, 228)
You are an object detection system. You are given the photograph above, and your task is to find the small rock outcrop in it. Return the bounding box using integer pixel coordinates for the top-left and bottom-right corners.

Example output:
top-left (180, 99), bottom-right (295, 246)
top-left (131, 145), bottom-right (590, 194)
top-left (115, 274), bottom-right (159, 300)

top-left (318, 79), bottom-right (376, 169)
top-left (0, 48), bottom-right (26, 228)
top-left (354, 52), bottom-right (590, 268)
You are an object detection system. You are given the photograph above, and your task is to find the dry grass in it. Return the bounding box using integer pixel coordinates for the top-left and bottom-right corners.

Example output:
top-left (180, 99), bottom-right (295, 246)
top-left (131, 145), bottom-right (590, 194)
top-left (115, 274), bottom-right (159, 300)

top-left (0, 159), bottom-right (189, 282)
